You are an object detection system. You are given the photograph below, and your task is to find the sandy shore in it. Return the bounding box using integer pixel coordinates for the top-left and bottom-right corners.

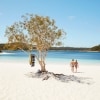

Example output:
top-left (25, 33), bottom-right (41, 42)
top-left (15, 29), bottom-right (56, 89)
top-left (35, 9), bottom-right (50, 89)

top-left (0, 60), bottom-right (100, 100)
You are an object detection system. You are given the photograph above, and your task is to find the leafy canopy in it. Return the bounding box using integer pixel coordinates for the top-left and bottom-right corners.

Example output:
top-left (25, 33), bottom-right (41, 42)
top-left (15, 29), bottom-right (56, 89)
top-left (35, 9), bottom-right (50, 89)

top-left (5, 14), bottom-right (66, 51)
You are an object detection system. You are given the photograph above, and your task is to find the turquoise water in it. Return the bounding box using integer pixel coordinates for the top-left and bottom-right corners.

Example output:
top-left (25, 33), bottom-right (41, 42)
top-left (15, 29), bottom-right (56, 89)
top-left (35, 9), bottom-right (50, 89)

top-left (0, 50), bottom-right (100, 64)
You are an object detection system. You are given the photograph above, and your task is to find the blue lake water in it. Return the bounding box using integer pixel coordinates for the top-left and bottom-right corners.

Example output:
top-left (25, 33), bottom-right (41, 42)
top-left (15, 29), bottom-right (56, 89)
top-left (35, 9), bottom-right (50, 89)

top-left (0, 50), bottom-right (100, 64)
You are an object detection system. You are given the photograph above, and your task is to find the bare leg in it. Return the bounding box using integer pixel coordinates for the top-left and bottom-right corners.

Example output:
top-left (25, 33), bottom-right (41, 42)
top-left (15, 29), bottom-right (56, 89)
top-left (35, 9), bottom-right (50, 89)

top-left (71, 66), bottom-right (74, 72)
top-left (75, 67), bottom-right (77, 73)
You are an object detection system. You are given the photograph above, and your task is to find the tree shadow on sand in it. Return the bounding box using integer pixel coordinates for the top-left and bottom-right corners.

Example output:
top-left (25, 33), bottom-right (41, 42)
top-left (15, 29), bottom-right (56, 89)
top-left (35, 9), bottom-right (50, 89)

top-left (25, 70), bottom-right (93, 85)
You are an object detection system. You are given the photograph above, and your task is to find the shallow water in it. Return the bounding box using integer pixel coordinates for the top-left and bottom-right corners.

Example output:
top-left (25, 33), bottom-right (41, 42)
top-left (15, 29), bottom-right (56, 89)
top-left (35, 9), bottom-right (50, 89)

top-left (0, 50), bottom-right (100, 65)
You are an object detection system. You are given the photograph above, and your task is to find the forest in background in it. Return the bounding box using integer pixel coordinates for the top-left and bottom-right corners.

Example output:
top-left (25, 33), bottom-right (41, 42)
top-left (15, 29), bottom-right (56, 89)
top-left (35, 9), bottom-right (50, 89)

top-left (0, 43), bottom-right (100, 52)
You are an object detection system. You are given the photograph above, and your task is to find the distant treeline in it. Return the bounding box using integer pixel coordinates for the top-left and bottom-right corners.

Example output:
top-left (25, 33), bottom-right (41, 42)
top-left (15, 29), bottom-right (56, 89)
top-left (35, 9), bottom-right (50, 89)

top-left (0, 43), bottom-right (100, 52)
top-left (50, 47), bottom-right (90, 51)
top-left (91, 44), bottom-right (100, 51)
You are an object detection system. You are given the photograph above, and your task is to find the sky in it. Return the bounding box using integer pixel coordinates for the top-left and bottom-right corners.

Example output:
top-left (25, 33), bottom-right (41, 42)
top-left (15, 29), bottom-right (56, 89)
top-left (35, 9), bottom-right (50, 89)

top-left (0, 0), bottom-right (100, 47)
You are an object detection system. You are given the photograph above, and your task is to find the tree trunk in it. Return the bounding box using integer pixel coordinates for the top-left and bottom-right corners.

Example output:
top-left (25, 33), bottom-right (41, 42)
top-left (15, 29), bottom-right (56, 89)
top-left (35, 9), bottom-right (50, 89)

top-left (40, 61), bottom-right (46, 72)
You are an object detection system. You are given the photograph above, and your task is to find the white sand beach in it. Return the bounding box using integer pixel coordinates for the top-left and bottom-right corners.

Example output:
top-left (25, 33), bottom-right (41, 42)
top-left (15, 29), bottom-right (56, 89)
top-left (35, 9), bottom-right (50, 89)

top-left (0, 60), bottom-right (100, 100)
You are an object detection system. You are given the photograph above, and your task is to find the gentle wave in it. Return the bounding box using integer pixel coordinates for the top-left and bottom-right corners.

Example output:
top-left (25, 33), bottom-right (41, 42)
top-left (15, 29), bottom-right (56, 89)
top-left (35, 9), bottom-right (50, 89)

top-left (0, 52), bottom-right (14, 55)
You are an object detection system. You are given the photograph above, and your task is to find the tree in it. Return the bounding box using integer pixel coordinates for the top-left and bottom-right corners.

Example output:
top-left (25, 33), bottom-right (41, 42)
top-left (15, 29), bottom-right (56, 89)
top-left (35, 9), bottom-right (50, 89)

top-left (91, 44), bottom-right (100, 51)
top-left (5, 14), bottom-right (66, 72)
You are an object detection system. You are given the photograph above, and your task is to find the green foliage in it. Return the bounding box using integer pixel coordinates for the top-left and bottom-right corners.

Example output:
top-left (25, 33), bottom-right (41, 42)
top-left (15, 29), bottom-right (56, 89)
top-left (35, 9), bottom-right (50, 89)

top-left (3, 42), bottom-right (32, 50)
top-left (91, 44), bottom-right (100, 51)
